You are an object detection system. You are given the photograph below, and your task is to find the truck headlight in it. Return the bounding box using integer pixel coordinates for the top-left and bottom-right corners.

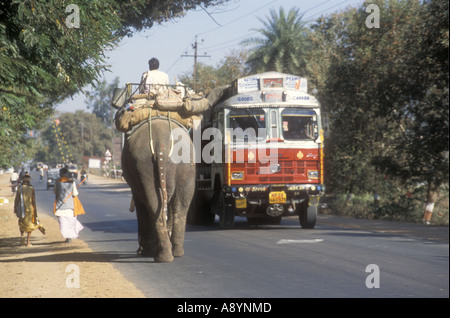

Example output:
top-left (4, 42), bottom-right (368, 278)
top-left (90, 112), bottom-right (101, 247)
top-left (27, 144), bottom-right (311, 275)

top-left (307, 170), bottom-right (319, 179)
top-left (231, 171), bottom-right (244, 180)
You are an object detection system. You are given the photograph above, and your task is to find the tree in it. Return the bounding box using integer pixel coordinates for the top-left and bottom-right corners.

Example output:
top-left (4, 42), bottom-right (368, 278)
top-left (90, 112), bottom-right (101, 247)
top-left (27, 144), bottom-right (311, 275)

top-left (0, 0), bottom-right (230, 168)
top-left (309, 0), bottom-right (448, 216)
top-left (179, 49), bottom-right (249, 94)
top-left (86, 77), bottom-right (120, 127)
top-left (242, 7), bottom-right (310, 75)
top-left (36, 111), bottom-right (113, 166)
top-left (370, 0), bottom-right (449, 208)
top-left (112, 0), bottom-right (230, 37)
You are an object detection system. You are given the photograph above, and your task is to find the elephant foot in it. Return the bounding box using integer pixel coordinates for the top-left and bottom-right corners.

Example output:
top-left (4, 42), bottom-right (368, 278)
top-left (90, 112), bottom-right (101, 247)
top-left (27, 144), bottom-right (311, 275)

top-left (172, 246), bottom-right (184, 258)
top-left (137, 245), bottom-right (155, 257)
top-left (154, 252), bottom-right (174, 263)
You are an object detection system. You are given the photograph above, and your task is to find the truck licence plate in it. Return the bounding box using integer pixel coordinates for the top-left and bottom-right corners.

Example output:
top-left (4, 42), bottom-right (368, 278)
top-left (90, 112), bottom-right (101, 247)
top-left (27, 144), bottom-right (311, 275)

top-left (269, 191), bottom-right (286, 204)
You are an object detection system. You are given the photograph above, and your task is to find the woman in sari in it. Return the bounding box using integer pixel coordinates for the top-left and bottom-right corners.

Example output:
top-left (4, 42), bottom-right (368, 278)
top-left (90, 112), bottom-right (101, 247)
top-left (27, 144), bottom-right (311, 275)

top-left (14, 174), bottom-right (45, 247)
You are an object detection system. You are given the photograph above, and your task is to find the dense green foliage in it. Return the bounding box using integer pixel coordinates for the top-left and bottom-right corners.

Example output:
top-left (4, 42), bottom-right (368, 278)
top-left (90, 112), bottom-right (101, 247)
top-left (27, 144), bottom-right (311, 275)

top-left (0, 0), bottom-right (121, 168)
top-left (311, 0), bottom-right (448, 220)
top-left (34, 111), bottom-right (112, 166)
top-left (242, 7), bottom-right (310, 75)
top-left (86, 77), bottom-right (120, 127)
top-left (0, 0), bottom-right (227, 168)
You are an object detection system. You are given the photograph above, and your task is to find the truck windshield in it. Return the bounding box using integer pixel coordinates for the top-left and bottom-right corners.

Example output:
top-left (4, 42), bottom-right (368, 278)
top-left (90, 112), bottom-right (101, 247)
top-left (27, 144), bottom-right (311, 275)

top-left (228, 108), bottom-right (266, 141)
top-left (282, 109), bottom-right (317, 141)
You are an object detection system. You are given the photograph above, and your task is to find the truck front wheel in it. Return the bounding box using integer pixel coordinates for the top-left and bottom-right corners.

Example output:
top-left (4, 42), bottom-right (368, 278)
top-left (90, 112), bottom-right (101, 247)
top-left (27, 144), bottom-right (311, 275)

top-left (299, 205), bottom-right (317, 229)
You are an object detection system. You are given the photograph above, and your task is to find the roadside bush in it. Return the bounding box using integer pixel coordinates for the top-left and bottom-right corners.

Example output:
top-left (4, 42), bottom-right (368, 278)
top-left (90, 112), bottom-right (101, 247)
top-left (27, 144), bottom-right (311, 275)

top-left (322, 185), bottom-right (449, 225)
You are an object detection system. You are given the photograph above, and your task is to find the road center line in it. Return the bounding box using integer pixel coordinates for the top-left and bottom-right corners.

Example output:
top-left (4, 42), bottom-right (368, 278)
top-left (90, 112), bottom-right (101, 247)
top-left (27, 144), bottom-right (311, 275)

top-left (277, 239), bottom-right (324, 244)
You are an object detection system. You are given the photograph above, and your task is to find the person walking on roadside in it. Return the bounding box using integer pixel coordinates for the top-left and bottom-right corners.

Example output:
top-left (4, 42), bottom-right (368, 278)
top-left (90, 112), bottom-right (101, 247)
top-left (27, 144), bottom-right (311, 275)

top-left (53, 167), bottom-right (85, 243)
top-left (14, 174), bottom-right (46, 247)
top-left (10, 169), bottom-right (19, 194)
top-left (422, 187), bottom-right (438, 225)
top-left (39, 166), bottom-right (44, 183)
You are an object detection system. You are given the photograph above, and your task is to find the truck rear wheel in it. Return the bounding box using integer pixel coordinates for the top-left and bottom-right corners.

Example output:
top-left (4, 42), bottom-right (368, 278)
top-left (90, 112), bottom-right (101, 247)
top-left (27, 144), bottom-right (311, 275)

top-left (187, 191), bottom-right (215, 225)
top-left (218, 191), bottom-right (235, 229)
top-left (299, 205), bottom-right (317, 229)
top-left (220, 204), bottom-right (235, 228)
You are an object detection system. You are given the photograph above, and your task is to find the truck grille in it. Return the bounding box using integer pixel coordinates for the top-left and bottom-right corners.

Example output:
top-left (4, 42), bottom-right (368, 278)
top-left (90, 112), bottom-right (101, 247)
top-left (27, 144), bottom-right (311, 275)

top-left (246, 160), bottom-right (318, 183)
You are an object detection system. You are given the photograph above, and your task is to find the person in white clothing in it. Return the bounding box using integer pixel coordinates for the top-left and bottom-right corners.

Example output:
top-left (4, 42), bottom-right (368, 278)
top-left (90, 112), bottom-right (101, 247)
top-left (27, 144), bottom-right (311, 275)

top-left (140, 57), bottom-right (169, 95)
top-left (54, 167), bottom-right (84, 242)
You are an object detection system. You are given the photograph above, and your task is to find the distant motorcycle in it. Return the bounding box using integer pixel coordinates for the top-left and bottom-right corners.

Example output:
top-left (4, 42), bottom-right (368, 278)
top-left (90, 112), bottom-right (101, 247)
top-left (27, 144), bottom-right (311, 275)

top-left (80, 173), bottom-right (88, 184)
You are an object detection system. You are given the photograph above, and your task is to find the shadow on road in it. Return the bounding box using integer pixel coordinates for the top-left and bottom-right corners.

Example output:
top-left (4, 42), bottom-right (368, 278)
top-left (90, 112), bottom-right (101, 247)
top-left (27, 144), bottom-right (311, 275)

top-left (83, 219), bottom-right (137, 234)
top-left (0, 250), bottom-right (154, 264)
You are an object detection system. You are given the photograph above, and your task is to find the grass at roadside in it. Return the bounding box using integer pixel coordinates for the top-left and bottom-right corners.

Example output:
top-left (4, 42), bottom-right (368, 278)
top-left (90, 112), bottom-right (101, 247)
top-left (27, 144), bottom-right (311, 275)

top-left (322, 188), bottom-right (449, 226)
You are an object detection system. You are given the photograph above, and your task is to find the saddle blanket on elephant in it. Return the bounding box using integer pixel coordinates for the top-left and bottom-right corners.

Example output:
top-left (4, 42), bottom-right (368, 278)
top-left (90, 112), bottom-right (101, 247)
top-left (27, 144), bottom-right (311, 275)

top-left (115, 106), bottom-right (201, 133)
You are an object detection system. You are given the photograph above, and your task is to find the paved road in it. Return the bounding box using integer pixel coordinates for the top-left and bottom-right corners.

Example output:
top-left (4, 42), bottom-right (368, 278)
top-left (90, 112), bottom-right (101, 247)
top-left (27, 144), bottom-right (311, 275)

top-left (33, 172), bottom-right (449, 298)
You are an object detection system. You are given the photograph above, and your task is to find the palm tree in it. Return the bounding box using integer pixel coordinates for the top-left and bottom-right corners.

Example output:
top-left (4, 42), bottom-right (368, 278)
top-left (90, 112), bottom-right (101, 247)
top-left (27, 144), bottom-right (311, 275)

top-left (242, 7), bottom-right (310, 75)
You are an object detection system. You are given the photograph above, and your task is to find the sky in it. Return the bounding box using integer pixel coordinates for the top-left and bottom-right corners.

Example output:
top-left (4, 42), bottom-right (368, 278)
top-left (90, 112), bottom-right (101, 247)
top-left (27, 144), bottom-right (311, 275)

top-left (57, 0), bottom-right (364, 113)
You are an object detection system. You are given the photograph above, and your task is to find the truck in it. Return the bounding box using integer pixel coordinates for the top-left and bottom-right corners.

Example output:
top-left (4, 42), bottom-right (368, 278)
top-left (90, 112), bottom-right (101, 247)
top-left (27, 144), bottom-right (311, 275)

top-left (190, 72), bottom-right (325, 229)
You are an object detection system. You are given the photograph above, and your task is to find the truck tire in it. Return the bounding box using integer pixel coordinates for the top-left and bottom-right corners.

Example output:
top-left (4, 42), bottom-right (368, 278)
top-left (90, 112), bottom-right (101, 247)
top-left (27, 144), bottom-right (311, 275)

top-left (187, 192), bottom-right (215, 225)
top-left (218, 191), bottom-right (235, 229)
top-left (299, 205), bottom-right (317, 229)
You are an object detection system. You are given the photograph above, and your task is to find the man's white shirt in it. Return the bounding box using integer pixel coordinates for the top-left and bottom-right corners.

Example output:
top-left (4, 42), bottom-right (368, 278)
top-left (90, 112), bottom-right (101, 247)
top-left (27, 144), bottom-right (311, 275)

top-left (141, 70), bottom-right (169, 94)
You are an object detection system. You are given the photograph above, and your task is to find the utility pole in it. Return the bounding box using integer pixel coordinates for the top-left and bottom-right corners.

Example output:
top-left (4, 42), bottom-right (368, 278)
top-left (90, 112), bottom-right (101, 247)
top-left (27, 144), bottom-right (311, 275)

top-left (181, 35), bottom-right (210, 91)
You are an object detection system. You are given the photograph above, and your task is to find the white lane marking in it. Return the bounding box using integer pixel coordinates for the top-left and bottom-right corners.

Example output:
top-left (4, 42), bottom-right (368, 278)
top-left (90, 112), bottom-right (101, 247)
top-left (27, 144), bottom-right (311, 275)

top-left (277, 239), bottom-right (324, 244)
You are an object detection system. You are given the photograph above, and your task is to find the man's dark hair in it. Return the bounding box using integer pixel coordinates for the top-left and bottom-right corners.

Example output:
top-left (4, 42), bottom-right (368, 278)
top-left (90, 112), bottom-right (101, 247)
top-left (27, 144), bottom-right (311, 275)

top-left (59, 167), bottom-right (68, 176)
top-left (148, 58), bottom-right (159, 70)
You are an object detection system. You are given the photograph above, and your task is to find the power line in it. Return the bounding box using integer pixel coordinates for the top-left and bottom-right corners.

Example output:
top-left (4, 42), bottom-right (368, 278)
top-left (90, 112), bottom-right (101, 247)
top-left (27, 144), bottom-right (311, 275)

top-left (302, 0), bottom-right (333, 15)
top-left (197, 0), bottom-right (280, 36)
top-left (181, 35), bottom-right (211, 91)
top-left (304, 0), bottom-right (355, 21)
top-left (200, 5), bottom-right (222, 27)
top-left (167, 0), bottom-right (359, 75)
top-left (201, 31), bottom-right (258, 51)
top-left (197, 0), bottom-right (355, 54)
top-left (167, 36), bottom-right (196, 72)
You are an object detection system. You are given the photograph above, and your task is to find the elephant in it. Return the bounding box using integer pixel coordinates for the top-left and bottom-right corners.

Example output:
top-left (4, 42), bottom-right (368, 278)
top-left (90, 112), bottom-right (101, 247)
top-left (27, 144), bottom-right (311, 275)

top-left (121, 118), bottom-right (196, 263)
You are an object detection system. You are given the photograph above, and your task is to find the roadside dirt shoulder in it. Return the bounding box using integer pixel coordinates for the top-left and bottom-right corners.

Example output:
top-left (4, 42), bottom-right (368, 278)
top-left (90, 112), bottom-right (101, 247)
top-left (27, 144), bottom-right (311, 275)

top-left (0, 173), bottom-right (144, 298)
